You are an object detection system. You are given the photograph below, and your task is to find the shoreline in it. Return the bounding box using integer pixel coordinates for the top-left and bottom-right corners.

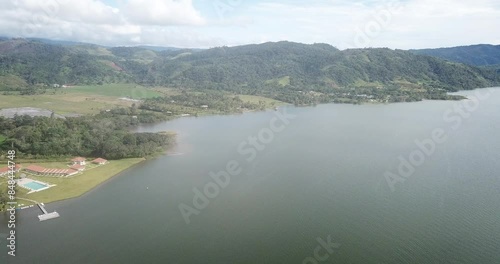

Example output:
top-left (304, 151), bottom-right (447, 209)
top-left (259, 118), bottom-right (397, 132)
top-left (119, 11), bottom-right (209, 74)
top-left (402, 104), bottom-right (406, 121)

top-left (37, 157), bottom-right (149, 207)
top-left (30, 146), bottom-right (179, 206)
top-left (2, 86), bottom-right (497, 211)
top-left (1, 156), bottom-right (156, 211)
top-left (143, 86), bottom-right (497, 123)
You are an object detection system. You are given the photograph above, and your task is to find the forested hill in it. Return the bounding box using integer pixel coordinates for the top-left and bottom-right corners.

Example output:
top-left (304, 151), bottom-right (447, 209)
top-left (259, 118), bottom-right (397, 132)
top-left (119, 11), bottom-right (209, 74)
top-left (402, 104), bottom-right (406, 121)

top-left (411, 44), bottom-right (500, 66)
top-left (149, 42), bottom-right (497, 92)
top-left (0, 38), bottom-right (498, 102)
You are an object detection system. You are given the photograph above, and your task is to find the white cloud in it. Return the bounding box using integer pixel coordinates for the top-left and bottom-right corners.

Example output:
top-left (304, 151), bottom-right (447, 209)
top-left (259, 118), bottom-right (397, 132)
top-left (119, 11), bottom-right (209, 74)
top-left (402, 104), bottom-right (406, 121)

top-left (123, 0), bottom-right (205, 26)
top-left (0, 0), bottom-right (498, 49)
top-left (243, 0), bottom-right (500, 49)
top-left (57, 0), bottom-right (123, 25)
top-left (0, 0), bottom-right (211, 47)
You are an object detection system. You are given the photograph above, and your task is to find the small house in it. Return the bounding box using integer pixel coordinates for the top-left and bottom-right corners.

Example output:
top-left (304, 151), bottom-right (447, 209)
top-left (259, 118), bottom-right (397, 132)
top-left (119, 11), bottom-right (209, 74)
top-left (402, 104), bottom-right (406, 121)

top-left (71, 157), bottom-right (86, 166)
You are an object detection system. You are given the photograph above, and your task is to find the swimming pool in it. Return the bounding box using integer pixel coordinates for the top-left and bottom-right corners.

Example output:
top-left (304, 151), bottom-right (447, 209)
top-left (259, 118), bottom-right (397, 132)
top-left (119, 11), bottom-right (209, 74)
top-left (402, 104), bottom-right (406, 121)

top-left (23, 181), bottom-right (48, 191)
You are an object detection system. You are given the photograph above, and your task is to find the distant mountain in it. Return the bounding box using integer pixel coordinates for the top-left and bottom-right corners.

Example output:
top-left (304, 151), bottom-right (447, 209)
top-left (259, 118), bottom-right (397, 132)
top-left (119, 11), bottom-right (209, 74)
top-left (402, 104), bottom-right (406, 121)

top-left (411, 44), bottom-right (500, 66)
top-left (136, 45), bottom-right (183, 52)
top-left (0, 38), bottom-right (498, 102)
top-left (27, 38), bottom-right (91, 47)
top-left (1, 36), bottom-right (187, 51)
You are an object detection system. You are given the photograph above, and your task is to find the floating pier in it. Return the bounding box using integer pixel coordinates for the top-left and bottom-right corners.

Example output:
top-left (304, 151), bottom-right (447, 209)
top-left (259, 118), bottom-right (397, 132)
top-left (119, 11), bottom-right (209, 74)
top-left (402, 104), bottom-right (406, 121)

top-left (37, 203), bottom-right (60, 221)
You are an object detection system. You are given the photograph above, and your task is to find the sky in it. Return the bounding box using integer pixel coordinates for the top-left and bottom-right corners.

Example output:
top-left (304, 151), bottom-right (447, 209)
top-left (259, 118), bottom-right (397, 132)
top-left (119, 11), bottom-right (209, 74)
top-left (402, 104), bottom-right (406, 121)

top-left (1, 0), bottom-right (499, 49)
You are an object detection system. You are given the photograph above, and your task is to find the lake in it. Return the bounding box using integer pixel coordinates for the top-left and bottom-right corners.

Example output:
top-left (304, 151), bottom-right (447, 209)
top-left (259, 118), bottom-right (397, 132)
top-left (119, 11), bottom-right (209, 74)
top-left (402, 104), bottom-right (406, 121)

top-left (1, 88), bottom-right (500, 263)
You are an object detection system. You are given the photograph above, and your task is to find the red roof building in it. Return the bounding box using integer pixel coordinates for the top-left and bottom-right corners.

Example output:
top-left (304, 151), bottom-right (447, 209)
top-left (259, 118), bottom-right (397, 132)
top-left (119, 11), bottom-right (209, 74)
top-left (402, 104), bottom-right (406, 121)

top-left (71, 157), bottom-right (87, 165)
top-left (92, 158), bottom-right (108, 165)
top-left (0, 165), bottom-right (21, 176)
top-left (25, 165), bottom-right (46, 174)
top-left (24, 165), bottom-right (79, 176)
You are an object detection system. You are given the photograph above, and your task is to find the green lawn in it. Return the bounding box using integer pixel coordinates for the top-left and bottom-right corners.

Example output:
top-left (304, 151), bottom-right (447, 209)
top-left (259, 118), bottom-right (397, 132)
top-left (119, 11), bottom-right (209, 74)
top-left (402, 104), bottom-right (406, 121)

top-left (0, 134), bottom-right (6, 144)
top-left (66, 83), bottom-right (162, 99)
top-left (0, 83), bottom-right (284, 118)
top-left (238, 95), bottom-right (285, 107)
top-left (16, 158), bottom-right (145, 204)
top-left (0, 84), bottom-right (161, 115)
top-left (0, 93), bottom-right (127, 114)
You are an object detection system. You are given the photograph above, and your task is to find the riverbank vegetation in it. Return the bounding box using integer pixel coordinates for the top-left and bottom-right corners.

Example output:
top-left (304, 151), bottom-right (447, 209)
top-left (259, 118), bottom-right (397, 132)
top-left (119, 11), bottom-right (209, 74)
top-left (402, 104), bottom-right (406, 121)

top-left (0, 113), bottom-right (175, 160)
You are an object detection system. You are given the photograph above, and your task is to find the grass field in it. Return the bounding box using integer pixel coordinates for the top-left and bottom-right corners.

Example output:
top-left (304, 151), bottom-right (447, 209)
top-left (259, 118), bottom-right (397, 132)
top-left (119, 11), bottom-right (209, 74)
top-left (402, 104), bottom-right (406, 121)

top-left (15, 158), bottom-right (145, 204)
top-left (0, 134), bottom-right (5, 144)
top-left (0, 84), bottom-right (162, 115)
top-left (65, 83), bottom-right (162, 99)
top-left (0, 83), bottom-right (285, 118)
top-left (0, 93), bottom-right (124, 114)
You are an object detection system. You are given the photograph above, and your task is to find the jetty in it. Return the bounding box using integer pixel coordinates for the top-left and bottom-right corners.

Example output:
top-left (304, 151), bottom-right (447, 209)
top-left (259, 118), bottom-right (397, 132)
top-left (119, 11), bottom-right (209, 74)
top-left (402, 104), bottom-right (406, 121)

top-left (15, 198), bottom-right (61, 221)
top-left (37, 203), bottom-right (60, 221)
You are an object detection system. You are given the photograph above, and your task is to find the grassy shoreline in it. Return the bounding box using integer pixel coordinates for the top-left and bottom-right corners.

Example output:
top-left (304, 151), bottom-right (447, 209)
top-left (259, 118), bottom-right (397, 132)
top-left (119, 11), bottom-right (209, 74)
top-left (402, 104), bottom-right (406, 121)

top-left (0, 158), bottom-right (147, 210)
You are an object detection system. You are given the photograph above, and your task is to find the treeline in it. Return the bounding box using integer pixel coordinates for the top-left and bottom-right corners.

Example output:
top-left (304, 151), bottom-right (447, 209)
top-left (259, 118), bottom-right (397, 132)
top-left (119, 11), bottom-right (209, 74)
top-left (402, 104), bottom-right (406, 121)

top-left (97, 104), bottom-right (172, 124)
top-left (140, 91), bottom-right (267, 114)
top-left (0, 114), bottom-right (175, 160)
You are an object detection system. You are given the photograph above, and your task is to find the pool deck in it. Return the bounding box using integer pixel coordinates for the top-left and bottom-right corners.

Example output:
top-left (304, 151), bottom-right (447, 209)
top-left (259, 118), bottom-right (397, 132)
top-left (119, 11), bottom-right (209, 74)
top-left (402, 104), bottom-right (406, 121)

top-left (17, 178), bottom-right (56, 194)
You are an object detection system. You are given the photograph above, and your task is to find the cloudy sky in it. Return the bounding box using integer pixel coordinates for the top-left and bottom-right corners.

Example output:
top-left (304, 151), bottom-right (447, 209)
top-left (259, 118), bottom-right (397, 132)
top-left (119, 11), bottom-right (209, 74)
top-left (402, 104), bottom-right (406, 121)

top-left (1, 0), bottom-right (499, 49)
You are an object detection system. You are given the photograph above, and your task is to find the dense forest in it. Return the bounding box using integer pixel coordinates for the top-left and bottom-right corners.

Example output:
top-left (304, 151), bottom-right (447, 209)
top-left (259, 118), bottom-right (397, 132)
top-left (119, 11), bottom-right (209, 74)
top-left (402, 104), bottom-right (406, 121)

top-left (0, 39), bottom-right (132, 91)
top-left (143, 43), bottom-right (497, 90)
top-left (0, 113), bottom-right (175, 160)
top-left (1, 39), bottom-right (498, 104)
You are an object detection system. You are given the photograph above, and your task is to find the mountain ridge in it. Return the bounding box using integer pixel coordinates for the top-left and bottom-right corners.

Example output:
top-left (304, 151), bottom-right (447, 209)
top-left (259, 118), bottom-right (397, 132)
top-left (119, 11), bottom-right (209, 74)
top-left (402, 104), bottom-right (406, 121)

top-left (0, 38), bottom-right (498, 103)
top-left (411, 44), bottom-right (500, 66)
